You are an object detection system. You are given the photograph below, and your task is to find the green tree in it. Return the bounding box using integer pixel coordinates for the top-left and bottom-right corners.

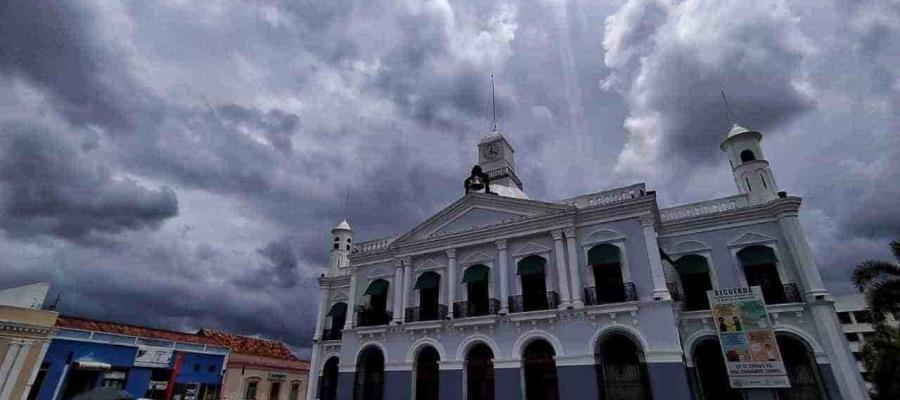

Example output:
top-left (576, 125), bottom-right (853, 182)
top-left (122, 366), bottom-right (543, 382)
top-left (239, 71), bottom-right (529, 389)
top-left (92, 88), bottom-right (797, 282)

top-left (852, 240), bottom-right (900, 400)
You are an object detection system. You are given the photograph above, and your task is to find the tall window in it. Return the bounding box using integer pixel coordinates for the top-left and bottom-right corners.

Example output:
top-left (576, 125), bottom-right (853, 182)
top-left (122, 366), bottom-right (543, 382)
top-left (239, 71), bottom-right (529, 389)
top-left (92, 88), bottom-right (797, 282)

top-left (361, 279), bottom-right (390, 325)
top-left (518, 256), bottom-right (549, 311)
top-left (288, 382), bottom-right (301, 400)
top-left (414, 347), bottom-right (440, 400)
top-left (244, 379), bottom-right (260, 400)
top-left (589, 244), bottom-right (626, 303)
top-left (325, 302), bottom-right (347, 339)
top-left (414, 271), bottom-right (441, 320)
top-left (740, 149), bottom-right (756, 162)
top-left (675, 255), bottom-right (713, 310)
top-left (776, 335), bottom-right (826, 400)
top-left (595, 334), bottom-right (652, 400)
top-left (523, 340), bottom-right (560, 400)
top-left (462, 265), bottom-right (491, 316)
top-left (466, 344), bottom-right (495, 400)
top-left (693, 338), bottom-right (740, 400)
top-left (737, 246), bottom-right (786, 304)
top-left (318, 357), bottom-right (339, 400)
top-left (268, 381), bottom-right (281, 400)
top-left (353, 347), bottom-right (385, 400)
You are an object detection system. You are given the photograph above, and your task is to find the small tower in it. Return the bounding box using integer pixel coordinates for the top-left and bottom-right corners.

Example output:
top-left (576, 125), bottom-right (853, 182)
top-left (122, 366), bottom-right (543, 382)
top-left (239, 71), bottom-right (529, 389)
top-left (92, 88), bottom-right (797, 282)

top-left (328, 219), bottom-right (352, 274)
top-left (474, 128), bottom-right (528, 198)
top-left (720, 124), bottom-right (779, 205)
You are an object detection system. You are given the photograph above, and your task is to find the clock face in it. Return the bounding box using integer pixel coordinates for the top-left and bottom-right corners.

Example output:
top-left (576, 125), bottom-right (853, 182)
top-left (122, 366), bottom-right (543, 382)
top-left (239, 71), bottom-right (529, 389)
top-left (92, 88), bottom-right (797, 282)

top-left (482, 143), bottom-right (500, 161)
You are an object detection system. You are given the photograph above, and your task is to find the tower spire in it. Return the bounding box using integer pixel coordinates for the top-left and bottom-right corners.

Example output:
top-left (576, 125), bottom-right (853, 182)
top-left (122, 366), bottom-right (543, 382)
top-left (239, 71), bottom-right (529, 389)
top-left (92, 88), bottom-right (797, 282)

top-left (491, 73), bottom-right (498, 132)
top-left (721, 88), bottom-right (734, 126)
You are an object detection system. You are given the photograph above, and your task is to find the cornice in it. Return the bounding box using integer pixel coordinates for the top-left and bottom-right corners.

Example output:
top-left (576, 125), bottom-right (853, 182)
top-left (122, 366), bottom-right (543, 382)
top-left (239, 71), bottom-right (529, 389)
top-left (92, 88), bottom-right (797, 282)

top-left (659, 197), bottom-right (802, 236)
top-left (0, 320), bottom-right (57, 337)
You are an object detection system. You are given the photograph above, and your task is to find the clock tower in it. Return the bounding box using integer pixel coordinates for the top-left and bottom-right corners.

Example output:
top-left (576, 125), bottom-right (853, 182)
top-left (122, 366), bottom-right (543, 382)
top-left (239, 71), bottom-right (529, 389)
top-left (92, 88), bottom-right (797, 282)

top-left (475, 127), bottom-right (525, 198)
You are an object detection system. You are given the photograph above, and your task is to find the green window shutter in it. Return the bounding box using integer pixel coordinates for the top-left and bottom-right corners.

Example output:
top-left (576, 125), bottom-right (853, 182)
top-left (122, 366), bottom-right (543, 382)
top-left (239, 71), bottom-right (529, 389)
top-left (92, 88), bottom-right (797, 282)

top-left (414, 272), bottom-right (441, 290)
top-left (675, 255), bottom-right (709, 275)
top-left (737, 246), bottom-right (776, 266)
top-left (588, 244), bottom-right (620, 265)
top-left (327, 303), bottom-right (348, 317)
top-left (364, 279), bottom-right (389, 296)
top-left (461, 265), bottom-right (490, 284)
top-left (516, 256), bottom-right (546, 276)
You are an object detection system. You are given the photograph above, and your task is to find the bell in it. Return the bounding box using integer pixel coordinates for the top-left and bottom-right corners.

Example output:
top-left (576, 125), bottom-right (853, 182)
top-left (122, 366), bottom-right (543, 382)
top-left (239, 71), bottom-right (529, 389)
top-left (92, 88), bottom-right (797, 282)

top-left (468, 176), bottom-right (485, 190)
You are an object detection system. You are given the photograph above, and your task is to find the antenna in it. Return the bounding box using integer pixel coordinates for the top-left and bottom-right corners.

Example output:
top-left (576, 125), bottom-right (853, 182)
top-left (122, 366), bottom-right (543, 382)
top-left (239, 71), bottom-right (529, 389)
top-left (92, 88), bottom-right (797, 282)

top-left (48, 291), bottom-right (61, 311)
top-left (491, 74), bottom-right (498, 132)
top-left (720, 88), bottom-right (734, 126)
top-left (342, 189), bottom-right (350, 220)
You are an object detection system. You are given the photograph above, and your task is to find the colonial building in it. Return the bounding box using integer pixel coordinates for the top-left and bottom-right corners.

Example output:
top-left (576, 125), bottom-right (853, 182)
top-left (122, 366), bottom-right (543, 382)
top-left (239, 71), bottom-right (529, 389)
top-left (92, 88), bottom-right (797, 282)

top-left (305, 125), bottom-right (868, 400)
top-left (0, 283), bottom-right (58, 400)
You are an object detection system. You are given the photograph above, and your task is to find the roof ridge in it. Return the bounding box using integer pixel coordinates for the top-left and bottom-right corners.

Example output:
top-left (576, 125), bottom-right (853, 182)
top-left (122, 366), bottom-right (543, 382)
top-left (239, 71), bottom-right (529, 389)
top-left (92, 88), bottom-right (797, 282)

top-left (58, 315), bottom-right (197, 336)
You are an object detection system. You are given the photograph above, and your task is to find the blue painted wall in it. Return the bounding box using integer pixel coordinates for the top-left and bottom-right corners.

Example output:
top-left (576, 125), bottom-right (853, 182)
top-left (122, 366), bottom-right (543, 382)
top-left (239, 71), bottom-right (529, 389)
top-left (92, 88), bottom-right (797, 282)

top-left (494, 368), bottom-right (523, 400)
top-left (384, 370), bottom-right (411, 399)
top-left (336, 372), bottom-right (354, 400)
top-left (439, 369), bottom-right (462, 400)
top-left (557, 365), bottom-right (600, 400)
top-left (646, 362), bottom-right (694, 400)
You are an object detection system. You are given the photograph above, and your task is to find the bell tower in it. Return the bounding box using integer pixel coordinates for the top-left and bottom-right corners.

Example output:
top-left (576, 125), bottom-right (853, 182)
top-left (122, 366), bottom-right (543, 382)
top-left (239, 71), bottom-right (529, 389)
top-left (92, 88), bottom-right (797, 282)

top-left (474, 128), bottom-right (525, 198)
top-left (720, 124), bottom-right (779, 205)
top-left (328, 219), bottom-right (352, 274)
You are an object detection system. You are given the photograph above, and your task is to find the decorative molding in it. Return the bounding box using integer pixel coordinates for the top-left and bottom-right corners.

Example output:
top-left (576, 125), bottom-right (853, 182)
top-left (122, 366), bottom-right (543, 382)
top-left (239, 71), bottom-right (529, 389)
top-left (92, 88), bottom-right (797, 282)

top-left (366, 267), bottom-right (391, 278)
top-left (511, 241), bottom-right (551, 258)
top-left (414, 258), bottom-right (444, 272)
top-left (495, 239), bottom-right (507, 250)
top-left (446, 248), bottom-right (457, 259)
top-left (460, 251), bottom-right (493, 265)
top-left (668, 240), bottom-right (711, 255)
top-left (639, 214), bottom-right (655, 227)
top-left (582, 229), bottom-right (625, 246)
top-left (727, 231), bottom-right (777, 248)
top-left (563, 226), bottom-right (576, 237)
top-left (551, 229), bottom-right (564, 240)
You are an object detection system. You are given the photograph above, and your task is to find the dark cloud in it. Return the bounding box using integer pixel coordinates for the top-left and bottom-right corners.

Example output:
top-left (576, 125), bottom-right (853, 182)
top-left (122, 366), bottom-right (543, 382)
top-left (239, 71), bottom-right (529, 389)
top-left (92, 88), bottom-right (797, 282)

top-left (0, 122), bottom-right (178, 244)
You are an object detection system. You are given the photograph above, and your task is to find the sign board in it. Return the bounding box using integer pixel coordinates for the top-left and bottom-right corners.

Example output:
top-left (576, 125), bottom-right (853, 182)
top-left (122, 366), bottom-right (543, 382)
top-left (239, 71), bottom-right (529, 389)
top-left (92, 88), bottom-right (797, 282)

top-left (269, 371), bottom-right (287, 381)
top-left (707, 286), bottom-right (790, 388)
top-left (148, 380), bottom-right (168, 390)
top-left (134, 346), bottom-right (174, 368)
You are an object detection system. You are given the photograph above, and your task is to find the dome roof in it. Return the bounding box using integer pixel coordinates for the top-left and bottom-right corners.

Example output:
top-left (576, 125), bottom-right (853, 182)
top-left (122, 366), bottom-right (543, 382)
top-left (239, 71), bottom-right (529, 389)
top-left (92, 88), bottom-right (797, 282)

top-left (333, 219), bottom-right (352, 231)
top-left (479, 128), bottom-right (504, 144)
top-left (726, 124), bottom-right (752, 139)
top-left (720, 123), bottom-right (762, 151)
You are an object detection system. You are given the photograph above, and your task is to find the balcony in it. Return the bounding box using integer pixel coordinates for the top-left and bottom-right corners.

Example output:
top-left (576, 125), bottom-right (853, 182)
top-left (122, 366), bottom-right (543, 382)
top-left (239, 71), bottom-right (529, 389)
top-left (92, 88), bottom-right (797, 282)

top-left (321, 328), bottom-right (343, 341)
top-left (355, 305), bottom-right (392, 327)
top-left (404, 305), bottom-right (448, 323)
top-left (583, 282), bottom-right (637, 306)
top-left (453, 299), bottom-right (501, 318)
top-left (763, 283), bottom-right (802, 305)
top-left (508, 292), bottom-right (559, 313)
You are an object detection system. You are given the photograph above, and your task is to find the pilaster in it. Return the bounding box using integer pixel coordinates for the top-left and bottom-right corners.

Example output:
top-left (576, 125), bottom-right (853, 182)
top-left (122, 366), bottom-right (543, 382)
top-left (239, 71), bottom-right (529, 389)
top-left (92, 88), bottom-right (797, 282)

top-left (447, 249), bottom-right (458, 319)
top-left (640, 214), bottom-right (671, 300)
top-left (551, 229), bottom-right (572, 308)
top-left (497, 239), bottom-right (509, 314)
top-left (564, 227), bottom-right (584, 308)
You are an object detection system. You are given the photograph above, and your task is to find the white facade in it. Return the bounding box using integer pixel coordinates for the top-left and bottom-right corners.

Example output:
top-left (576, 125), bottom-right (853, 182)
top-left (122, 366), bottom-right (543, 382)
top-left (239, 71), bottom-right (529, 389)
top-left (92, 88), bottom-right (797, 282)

top-left (305, 126), bottom-right (869, 400)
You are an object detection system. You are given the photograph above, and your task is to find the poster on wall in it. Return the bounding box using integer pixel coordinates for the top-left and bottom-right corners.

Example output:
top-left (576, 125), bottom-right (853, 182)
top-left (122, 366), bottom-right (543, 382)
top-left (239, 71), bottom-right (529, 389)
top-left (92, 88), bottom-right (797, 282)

top-left (134, 345), bottom-right (174, 368)
top-left (707, 286), bottom-right (791, 389)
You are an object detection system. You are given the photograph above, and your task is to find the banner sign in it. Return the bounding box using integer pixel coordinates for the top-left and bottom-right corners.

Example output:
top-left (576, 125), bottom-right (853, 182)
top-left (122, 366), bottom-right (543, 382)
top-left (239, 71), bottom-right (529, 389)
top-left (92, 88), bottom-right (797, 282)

top-left (134, 345), bottom-right (174, 368)
top-left (707, 286), bottom-right (790, 388)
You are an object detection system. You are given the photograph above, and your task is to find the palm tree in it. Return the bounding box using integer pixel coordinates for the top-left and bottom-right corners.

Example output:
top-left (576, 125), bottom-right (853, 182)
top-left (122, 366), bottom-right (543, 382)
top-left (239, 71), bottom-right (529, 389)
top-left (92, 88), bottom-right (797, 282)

top-left (852, 240), bottom-right (900, 400)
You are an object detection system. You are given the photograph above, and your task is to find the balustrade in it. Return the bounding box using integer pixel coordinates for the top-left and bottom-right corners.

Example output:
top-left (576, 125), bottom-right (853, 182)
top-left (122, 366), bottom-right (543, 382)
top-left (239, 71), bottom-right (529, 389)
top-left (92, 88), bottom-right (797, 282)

top-left (354, 305), bottom-right (392, 327)
top-left (508, 292), bottom-right (560, 313)
top-left (452, 299), bottom-right (501, 318)
top-left (583, 282), bottom-right (637, 306)
top-left (404, 305), bottom-right (448, 323)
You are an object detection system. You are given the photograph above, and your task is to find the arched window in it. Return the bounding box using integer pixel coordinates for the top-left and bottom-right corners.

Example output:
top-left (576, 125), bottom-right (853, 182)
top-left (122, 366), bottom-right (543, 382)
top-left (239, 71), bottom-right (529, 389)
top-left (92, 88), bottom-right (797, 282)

top-left (414, 272), bottom-right (442, 321)
top-left (360, 279), bottom-right (390, 326)
top-left (353, 347), bottom-right (385, 400)
top-left (776, 335), bottom-right (826, 400)
top-left (466, 344), bottom-right (495, 400)
top-left (674, 255), bottom-right (713, 310)
top-left (461, 265), bottom-right (491, 317)
top-left (288, 381), bottom-right (302, 400)
top-left (692, 338), bottom-right (740, 400)
top-left (333, 237), bottom-right (340, 250)
top-left (318, 357), bottom-right (340, 400)
top-left (737, 246), bottom-right (786, 304)
top-left (324, 302), bottom-right (347, 340)
top-left (588, 244), bottom-right (627, 304)
top-left (244, 378), bottom-right (262, 400)
top-left (414, 347), bottom-right (440, 400)
top-left (595, 334), bottom-right (652, 400)
top-left (517, 256), bottom-right (549, 312)
top-left (740, 150), bottom-right (756, 162)
top-left (523, 340), bottom-right (560, 400)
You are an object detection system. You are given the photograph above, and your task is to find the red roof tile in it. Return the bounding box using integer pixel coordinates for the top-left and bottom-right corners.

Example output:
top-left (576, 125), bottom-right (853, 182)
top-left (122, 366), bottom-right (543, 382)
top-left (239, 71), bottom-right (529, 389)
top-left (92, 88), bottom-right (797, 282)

top-left (56, 316), bottom-right (219, 346)
top-left (197, 329), bottom-right (303, 362)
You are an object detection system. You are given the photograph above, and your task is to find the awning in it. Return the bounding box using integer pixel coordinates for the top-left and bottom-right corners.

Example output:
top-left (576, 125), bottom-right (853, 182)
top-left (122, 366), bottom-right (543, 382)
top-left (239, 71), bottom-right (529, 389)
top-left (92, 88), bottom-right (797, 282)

top-left (737, 246), bottom-right (776, 266)
top-left (516, 256), bottom-right (545, 276)
top-left (588, 244), bottom-right (620, 265)
top-left (414, 272), bottom-right (440, 290)
top-left (675, 255), bottom-right (709, 274)
top-left (364, 279), bottom-right (389, 296)
top-left (327, 302), bottom-right (348, 317)
top-left (74, 361), bottom-right (111, 371)
top-left (461, 265), bottom-right (490, 284)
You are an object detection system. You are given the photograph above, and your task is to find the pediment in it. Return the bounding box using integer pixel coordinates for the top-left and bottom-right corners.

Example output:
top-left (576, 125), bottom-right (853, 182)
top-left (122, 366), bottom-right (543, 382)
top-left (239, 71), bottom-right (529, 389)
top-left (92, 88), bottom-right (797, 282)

top-left (728, 232), bottom-right (776, 247)
top-left (415, 258), bottom-right (444, 272)
top-left (512, 242), bottom-right (551, 257)
top-left (461, 251), bottom-right (493, 265)
top-left (393, 194), bottom-right (573, 244)
top-left (670, 240), bottom-right (710, 254)
top-left (583, 229), bottom-right (625, 245)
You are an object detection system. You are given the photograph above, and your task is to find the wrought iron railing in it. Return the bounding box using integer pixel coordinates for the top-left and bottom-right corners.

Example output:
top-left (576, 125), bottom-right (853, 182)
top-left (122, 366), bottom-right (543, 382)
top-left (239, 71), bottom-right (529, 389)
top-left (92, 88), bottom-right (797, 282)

top-left (508, 292), bottom-right (559, 313)
top-left (354, 305), bottom-right (392, 327)
top-left (321, 328), bottom-right (343, 341)
top-left (583, 282), bottom-right (637, 306)
top-left (453, 299), bottom-right (501, 318)
top-left (404, 305), bottom-right (448, 323)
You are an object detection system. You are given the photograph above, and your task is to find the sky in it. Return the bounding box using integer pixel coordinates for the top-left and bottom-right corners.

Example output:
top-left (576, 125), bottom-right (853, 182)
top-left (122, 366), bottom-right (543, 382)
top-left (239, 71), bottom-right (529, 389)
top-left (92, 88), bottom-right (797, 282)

top-left (0, 0), bottom-right (897, 356)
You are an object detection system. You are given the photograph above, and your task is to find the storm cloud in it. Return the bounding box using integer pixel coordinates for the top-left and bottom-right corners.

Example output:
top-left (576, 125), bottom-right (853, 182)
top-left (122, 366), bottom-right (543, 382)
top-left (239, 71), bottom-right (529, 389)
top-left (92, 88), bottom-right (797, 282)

top-left (0, 0), bottom-right (897, 353)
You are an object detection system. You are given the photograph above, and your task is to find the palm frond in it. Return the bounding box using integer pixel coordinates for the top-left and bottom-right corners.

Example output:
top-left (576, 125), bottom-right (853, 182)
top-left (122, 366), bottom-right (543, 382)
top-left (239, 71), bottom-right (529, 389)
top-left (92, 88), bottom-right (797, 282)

top-left (853, 260), bottom-right (900, 292)
top-left (867, 279), bottom-right (900, 322)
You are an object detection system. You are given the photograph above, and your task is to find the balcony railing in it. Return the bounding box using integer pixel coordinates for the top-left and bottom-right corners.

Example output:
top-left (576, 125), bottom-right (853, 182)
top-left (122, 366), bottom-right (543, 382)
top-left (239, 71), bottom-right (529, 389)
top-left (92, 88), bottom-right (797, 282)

top-left (583, 282), bottom-right (637, 306)
top-left (508, 292), bottom-right (559, 313)
top-left (321, 328), bottom-right (343, 341)
top-left (355, 305), bottom-right (392, 327)
top-left (763, 283), bottom-right (802, 305)
top-left (453, 299), bottom-right (501, 318)
top-left (404, 305), bottom-right (448, 323)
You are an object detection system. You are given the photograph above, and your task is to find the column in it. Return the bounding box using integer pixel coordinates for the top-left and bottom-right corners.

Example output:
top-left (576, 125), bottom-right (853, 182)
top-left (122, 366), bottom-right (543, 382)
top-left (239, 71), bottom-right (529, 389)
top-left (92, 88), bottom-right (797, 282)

top-left (20, 340), bottom-right (50, 400)
top-left (564, 227), bottom-right (584, 308)
top-left (343, 273), bottom-right (357, 330)
top-left (0, 340), bottom-right (22, 397)
top-left (313, 288), bottom-right (329, 340)
top-left (401, 259), bottom-right (412, 322)
top-left (0, 340), bottom-right (30, 400)
top-left (305, 344), bottom-right (322, 400)
top-left (496, 239), bottom-right (509, 314)
top-left (447, 249), bottom-right (458, 319)
top-left (551, 229), bottom-right (572, 308)
top-left (776, 212), bottom-right (827, 297)
top-left (640, 214), bottom-right (671, 300)
top-left (393, 262), bottom-right (404, 324)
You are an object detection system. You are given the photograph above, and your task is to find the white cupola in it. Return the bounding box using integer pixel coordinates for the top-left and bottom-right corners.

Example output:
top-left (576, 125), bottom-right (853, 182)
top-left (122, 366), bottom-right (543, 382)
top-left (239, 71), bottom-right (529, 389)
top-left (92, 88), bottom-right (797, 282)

top-left (329, 219), bottom-right (352, 273)
top-left (470, 128), bottom-right (528, 199)
top-left (720, 124), bottom-right (779, 205)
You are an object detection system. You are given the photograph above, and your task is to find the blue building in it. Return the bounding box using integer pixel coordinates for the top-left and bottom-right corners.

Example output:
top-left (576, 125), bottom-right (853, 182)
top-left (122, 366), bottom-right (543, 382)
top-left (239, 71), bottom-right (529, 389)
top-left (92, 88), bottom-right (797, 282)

top-left (30, 316), bottom-right (229, 400)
